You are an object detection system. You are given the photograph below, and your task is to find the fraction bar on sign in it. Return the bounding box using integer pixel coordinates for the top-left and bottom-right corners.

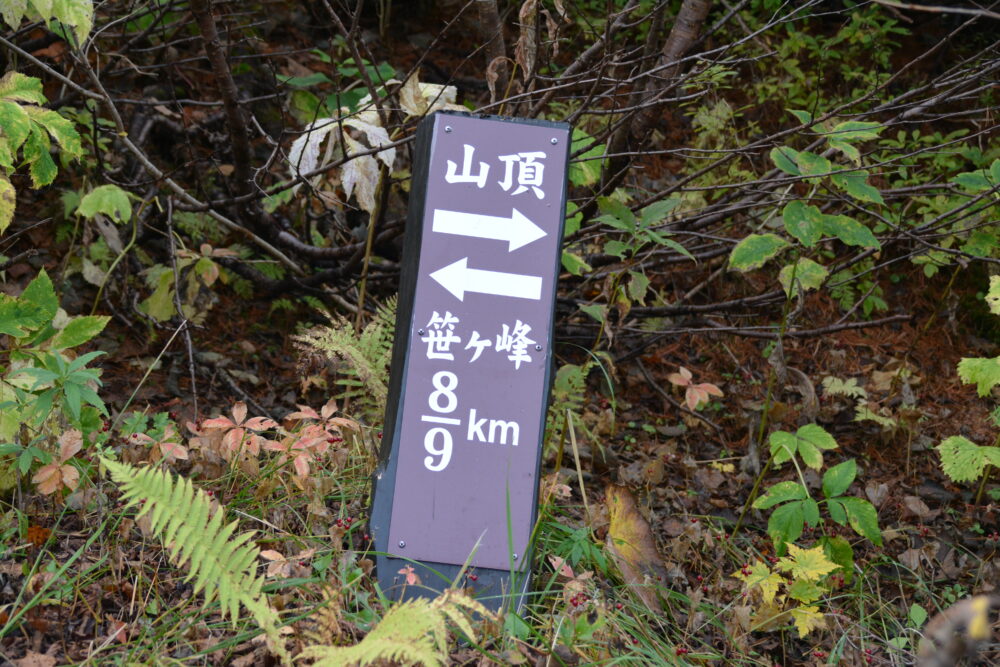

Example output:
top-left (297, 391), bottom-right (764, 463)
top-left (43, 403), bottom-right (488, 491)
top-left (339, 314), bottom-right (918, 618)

top-left (421, 416), bottom-right (462, 425)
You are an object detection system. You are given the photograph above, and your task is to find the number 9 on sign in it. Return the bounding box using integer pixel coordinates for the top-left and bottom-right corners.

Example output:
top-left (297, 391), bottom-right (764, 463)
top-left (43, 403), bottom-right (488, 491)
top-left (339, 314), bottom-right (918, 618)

top-left (424, 427), bottom-right (452, 471)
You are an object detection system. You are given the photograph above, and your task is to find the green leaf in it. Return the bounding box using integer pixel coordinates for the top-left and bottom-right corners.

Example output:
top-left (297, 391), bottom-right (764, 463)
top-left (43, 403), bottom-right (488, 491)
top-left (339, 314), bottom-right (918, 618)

top-left (25, 107), bottom-right (83, 158)
top-left (827, 496), bottom-right (847, 524)
top-left (729, 233), bottom-right (789, 272)
top-left (827, 138), bottom-right (860, 163)
top-left (831, 171), bottom-right (884, 205)
top-left (952, 170), bottom-right (992, 192)
top-left (822, 459), bottom-right (857, 498)
top-left (21, 268), bottom-right (58, 322)
top-left (603, 238), bottom-right (630, 259)
top-left (820, 535), bottom-right (854, 583)
top-left (795, 151), bottom-right (831, 177)
top-left (639, 198), bottom-right (681, 226)
top-left (826, 120), bottom-right (882, 142)
top-left (0, 99), bottom-right (32, 151)
top-left (962, 230), bottom-right (999, 258)
top-left (29, 0), bottom-right (53, 18)
top-left (820, 214), bottom-right (880, 249)
top-left (937, 435), bottom-right (1000, 483)
top-left (779, 258), bottom-right (828, 297)
top-left (985, 275), bottom-right (1000, 316)
top-left (579, 303), bottom-right (605, 323)
top-left (0, 294), bottom-right (45, 337)
top-left (0, 72), bottom-right (46, 104)
top-left (957, 356), bottom-right (1000, 396)
top-left (908, 603), bottom-right (928, 629)
top-left (753, 480), bottom-right (808, 509)
top-left (1, 0), bottom-right (28, 31)
top-left (787, 109), bottom-right (812, 125)
top-left (802, 497), bottom-right (820, 526)
top-left (786, 578), bottom-right (824, 604)
top-left (767, 501), bottom-right (805, 552)
top-left (782, 201), bottom-right (824, 247)
top-left (770, 146), bottom-right (801, 176)
top-left (51, 315), bottom-right (109, 350)
top-left (561, 250), bottom-right (591, 277)
top-left (22, 126), bottom-right (56, 188)
top-left (76, 184), bottom-right (132, 223)
top-left (836, 497), bottom-right (881, 545)
top-left (568, 129), bottom-right (605, 187)
top-left (50, 0), bottom-right (94, 44)
top-left (140, 271), bottom-right (176, 322)
top-left (770, 424), bottom-right (837, 469)
top-left (0, 174), bottom-right (14, 234)
top-left (627, 271), bottom-right (650, 304)
top-left (596, 197), bottom-right (636, 231)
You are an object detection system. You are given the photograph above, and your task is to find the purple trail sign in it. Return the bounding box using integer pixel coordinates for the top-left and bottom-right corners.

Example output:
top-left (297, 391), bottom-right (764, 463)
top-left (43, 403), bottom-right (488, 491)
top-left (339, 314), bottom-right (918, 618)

top-left (371, 111), bottom-right (569, 606)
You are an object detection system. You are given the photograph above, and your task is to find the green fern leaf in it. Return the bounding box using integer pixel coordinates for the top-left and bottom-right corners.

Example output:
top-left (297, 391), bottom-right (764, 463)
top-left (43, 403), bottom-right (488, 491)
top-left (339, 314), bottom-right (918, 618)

top-left (937, 436), bottom-right (1000, 483)
top-left (101, 458), bottom-right (288, 663)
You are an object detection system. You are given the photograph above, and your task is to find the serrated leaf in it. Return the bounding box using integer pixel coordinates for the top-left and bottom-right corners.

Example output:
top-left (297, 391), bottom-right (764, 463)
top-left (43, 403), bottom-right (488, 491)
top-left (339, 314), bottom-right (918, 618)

top-left (0, 175), bottom-right (14, 234)
top-left (76, 184), bottom-right (132, 223)
top-left (753, 480), bottom-right (808, 509)
top-left (1, 0), bottom-right (28, 30)
top-left (288, 117), bottom-right (335, 180)
top-left (779, 258), bottom-right (828, 297)
top-left (770, 424), bottom-right (837, 468)
top-left (729, 233), bottom-right (789, 272)
top-left (957, 356), bottom-right (1000, 396)
top-left (827, 120), bottom-right (882, 142)
top-left (952, 170), bottom-right (992, 192)
top-left (0, 72), bottom-right (45, 104)
top-left (341, 136), bottom-right (380, 214)
top-left (778, 544), bottom-right (838, 582)
top-left (786, 578), bottom-right (825, 604)
top-left (568, 129), bottom-right (604, 187)
top-left (837, 497), bottom-right (882, 545)
top-left (827, 138), bottom-right (860, 163)
top-left (986, 275), bottom-right (1000, 315)
top-left (733, 561), bottom-right (783, 604)
top-left (639, 198), bottom-right (681, 226)
top-left (26, 107), bottom-right (82, 158)
top-left (22, 126), bottom-right (56, 188)
top-left (50, 0), bottom-right (94, 44)
top-left (29, 0), bottom-right (53, 18)
top-left (822, 459), bottom-right (857, 498)
top-left (782, 201), bottom-right (823, 247)
top-left (0, 294), bottom-right (46, 337)
top-left (627, 271), bottom-right (650, 304)
top-left (820, 535), bottom-right (854, 583)
top-left (937, 435), bottom-right (1000, 483)
top-left (790, 605), bottom-right (826, 638)
top-left (140, 271), bottom-right (176, 322)
top-left (770, 146), bottom-right (801, 176)
top-left (561, 250), bottom-right (591, 276)
top-left (820, 214), bottom-right (880, 249)
top-left (831, 171), bottom-right (884, 204)
top-left (962, 230), bottom-right (999, 258)
top-left (788, 109), bottom-right (812, 125)
top-left (343, 114), bottom-right (394, 168)
top-left (767, 501), bottom-right (805, 551)
top-left (21, 268), bottom-right (58, 322)
top-left (51, 315), bottom-right (109, 350)
top-left (795, 150), bottom-right (831, 177)
top-left (0, 99), bottom-right (32, 151)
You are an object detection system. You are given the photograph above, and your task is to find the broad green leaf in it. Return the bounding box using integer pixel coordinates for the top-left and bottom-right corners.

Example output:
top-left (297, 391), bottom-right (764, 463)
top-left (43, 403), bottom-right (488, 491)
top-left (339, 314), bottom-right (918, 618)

top-left (568, 129), bottom-right (605, 187)
top-left (0, 72), bottom-right (45, 104)
top-left (909, 603), bottom-right (928, 629)
top-left (778, 544), bottom-right (839, 582)
top-left (20, 268), bottom-right (58, 321)
top-left (795, 150), bottom-right (831, 177)
top-left (767, 501), bottom-right (805, 551)
top-left (770, 146), bottom-right (801, 176)
top-left (992, 159), bottom-right (1000, 185)
top-left (0, 294), bottom-right (45, 337)
top-left (952, 170), bottom-right (992, 192)
top-left (77, 184), bottom-right (132, 223)
top-left (822, 459), bottom-right (856, 498)
top-left (820, 214), bottom-right (880, 249)
top-left (986, 275), bottom-right (1000, 315)
top-left (827, 138), bottom-right (860, 163)
top-left (787, 109), bottom-right (812, 125)
top-left (782, 200), bottom-right (823, 247)
top-left (770, 424), bottom-right (837, 469)
top-left (831, 171), bottom-right (884, 205)
top-left (753, 480), bottom-right (808, 509)
top-left (0, 175), bottom-right (14, 234)
top-left (140, 271), bottom-right (176, 321)
top-left (820, 535), bottom-right (854, 583)
top-left (827, 120), bottom-right (882, 142)
top-left (51, 315), bottom-right (110, 350)
top-left (25, 107), bottom-right (83, 158)
top-left (627, 271), bottom-right (650, 304)
top-left (729, 233), bottom-right (789, 272)
top-left (561, 250), bottom-right (591, 276)
top-left (639, 198), bottom-right (681, 226)
top-left (779, 258), bottom-right (828, 297)
top-left (51, 0), bottom-right (94, 43)
top-left (837, 497), bottom-right (882, 545)
top-left (957, 356), bottom-right (1000, 396)
top-left (1, 0), bottom-right (28, 31)
top-left (962, 230), bottom-right (999, 258)
top-left (22, 126), bottom-right (56, 188)
top-left (827, 496), bottom-right (847, 524)
top-left (30, 0), bottom-right (53, 18)
top-left (596, 197), bottom-right (636, 231)
top-left (937, 435), bottom-right (1000, 483)
top-left (603, 238), bottom-right (630, 259)
top-left (802, 497), bottom-right (820, 526)
top-left (0, 99), bottom-right (32, 151)
top-left (786, 578), bottom-right (824, 604)
top-left (579, 303), bottom-right (605, 323)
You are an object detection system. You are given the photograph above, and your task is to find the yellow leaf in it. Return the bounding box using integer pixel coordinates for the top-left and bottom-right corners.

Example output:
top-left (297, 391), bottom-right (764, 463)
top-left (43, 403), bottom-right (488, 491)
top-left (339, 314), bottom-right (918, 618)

top-left (777, 544), bottom-right (838, 582)
top-left (790, 605), bottom-right (826, 637)
top-left (606, 484), bottom-right (669, 611)
top-left (733, 560), bottom-right (784, 604)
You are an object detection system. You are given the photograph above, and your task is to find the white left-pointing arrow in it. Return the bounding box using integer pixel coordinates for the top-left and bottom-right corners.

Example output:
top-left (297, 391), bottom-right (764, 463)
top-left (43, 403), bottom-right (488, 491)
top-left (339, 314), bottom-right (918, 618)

top-left (432, 208), bottom-right (546, 251)
top-left (430, 258), bottom-right (542, 301)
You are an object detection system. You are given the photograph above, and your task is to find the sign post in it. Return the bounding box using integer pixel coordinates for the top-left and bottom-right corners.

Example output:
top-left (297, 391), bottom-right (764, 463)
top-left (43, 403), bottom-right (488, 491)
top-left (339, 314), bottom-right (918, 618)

top-left (370, 111), bottom-right (569, 610)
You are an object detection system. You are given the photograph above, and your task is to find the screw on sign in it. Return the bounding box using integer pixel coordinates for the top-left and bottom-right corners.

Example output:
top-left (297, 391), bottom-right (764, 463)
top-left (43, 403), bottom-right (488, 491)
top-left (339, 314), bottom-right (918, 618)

top-left (370, 112), bottom-right (569, 610)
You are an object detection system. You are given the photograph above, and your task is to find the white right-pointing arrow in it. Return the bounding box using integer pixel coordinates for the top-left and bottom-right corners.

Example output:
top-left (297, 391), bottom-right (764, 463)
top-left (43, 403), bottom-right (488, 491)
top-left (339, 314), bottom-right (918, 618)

top-left (429, 258), bottom-right (543, 302)
top-left (432, 208), bottom-right (546, 251)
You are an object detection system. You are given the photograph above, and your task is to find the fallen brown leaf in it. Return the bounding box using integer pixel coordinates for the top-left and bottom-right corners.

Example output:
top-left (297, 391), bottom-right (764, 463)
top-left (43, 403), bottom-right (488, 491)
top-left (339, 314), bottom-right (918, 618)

top-left (605, 484), bottom-right (669, 611)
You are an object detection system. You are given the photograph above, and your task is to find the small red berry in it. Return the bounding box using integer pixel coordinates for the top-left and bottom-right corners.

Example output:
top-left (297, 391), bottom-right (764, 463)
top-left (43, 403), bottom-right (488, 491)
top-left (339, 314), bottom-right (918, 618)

top-left (615, 602), bottom-right (623, 610)
top-left (469, 574), bottom-right (478, 581)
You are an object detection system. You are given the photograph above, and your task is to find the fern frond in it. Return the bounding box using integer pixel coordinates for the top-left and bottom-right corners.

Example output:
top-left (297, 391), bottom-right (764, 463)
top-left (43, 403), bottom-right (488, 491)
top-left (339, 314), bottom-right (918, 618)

top-left (302, 589), bottom-right (492, 667)
top-left (101, 458), bottom-right (289, 663)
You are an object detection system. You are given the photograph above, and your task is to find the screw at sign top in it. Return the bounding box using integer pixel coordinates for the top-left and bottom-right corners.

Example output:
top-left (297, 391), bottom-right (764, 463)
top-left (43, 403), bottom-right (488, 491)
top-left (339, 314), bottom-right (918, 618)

top-left (534, 344), bottom-right (542, 351)
top-left (417, 329), bottom-right (425, 335)
top-left (398, 540), bottom-right (406, 548)
top-left (445, 126), bottom-right (453, 133)
top-left (513, 553), bottom-right (518, 560)
top-left (550, 138), bottom-right (558, 144)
